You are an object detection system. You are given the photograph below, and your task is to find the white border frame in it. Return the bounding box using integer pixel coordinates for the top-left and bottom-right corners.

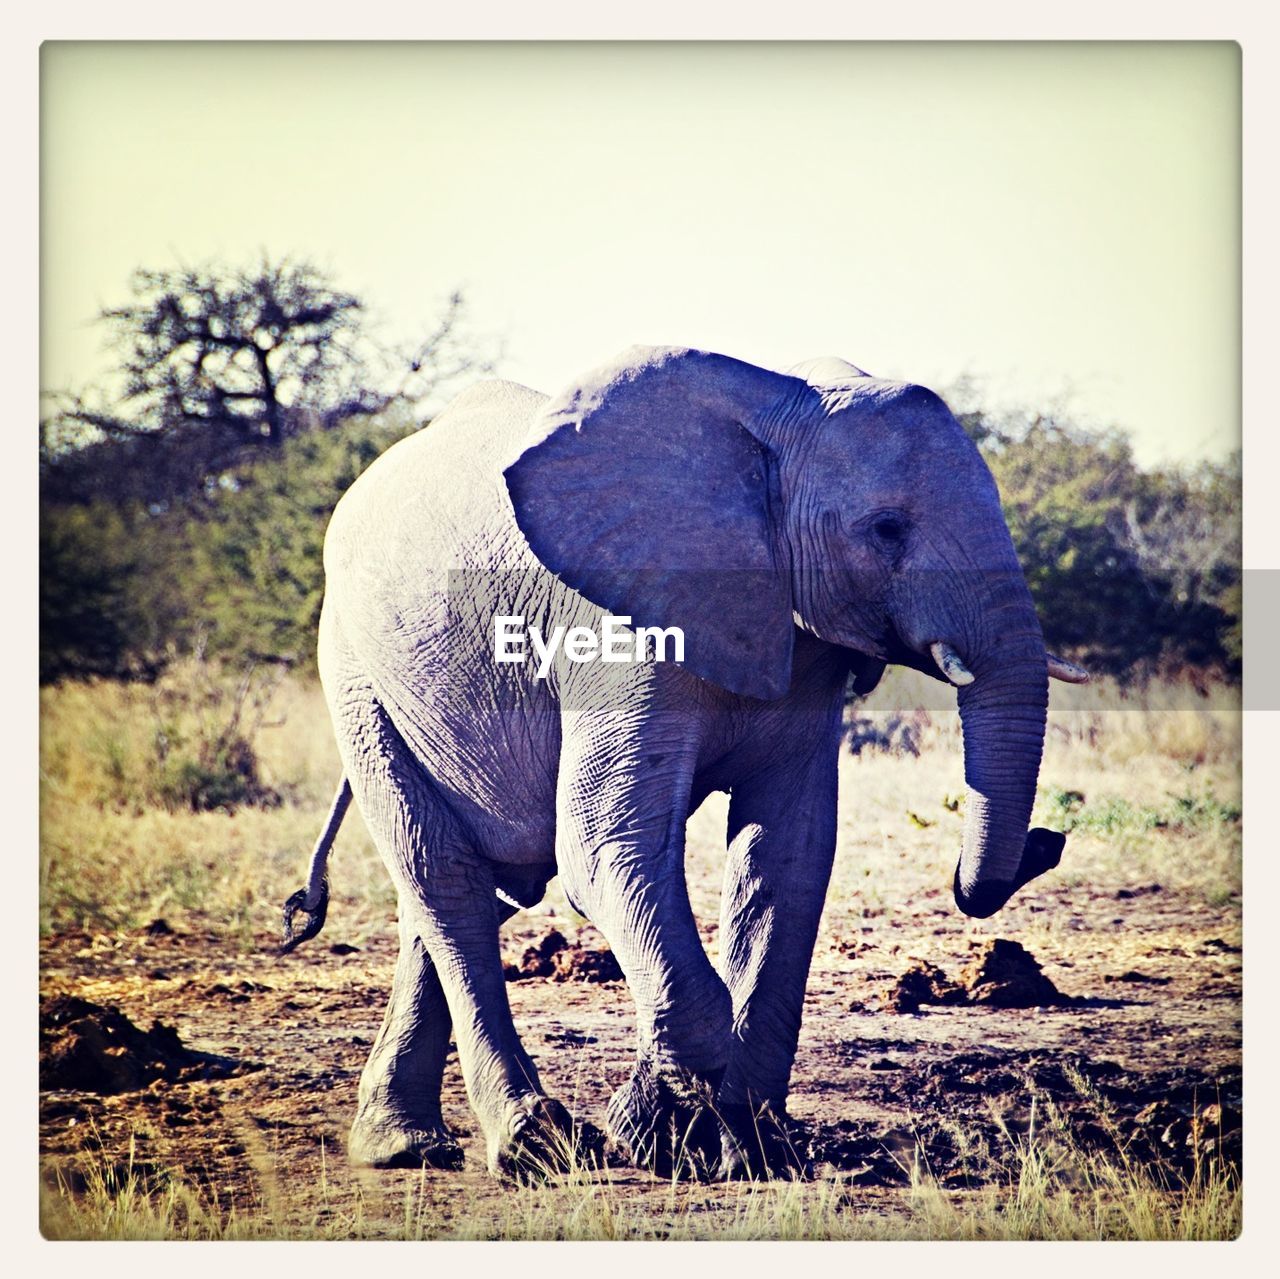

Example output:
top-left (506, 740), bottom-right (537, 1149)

top-left (10, 3), bottom-right (1276, 1271)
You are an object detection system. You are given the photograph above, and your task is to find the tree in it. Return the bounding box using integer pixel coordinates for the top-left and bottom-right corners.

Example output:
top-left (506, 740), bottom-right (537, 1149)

top-left (41, 257), bottom-right (492, 507)
top-left (39, 255), bottom-right (498, 682)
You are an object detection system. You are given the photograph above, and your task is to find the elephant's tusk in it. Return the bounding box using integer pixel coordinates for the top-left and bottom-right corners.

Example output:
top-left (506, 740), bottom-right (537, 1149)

top-left (1047, 653), bottom-right (1090, 684)
top-left (930, 641), bottom-right (975, 686)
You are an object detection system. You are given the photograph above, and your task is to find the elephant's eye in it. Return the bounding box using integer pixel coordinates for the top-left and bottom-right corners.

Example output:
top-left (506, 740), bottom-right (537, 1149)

top-left (868, 512), bottom-right (910, 549)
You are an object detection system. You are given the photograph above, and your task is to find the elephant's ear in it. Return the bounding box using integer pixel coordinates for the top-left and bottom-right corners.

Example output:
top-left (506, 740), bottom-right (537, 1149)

top-left (504, 346), bottom-right (811, 700)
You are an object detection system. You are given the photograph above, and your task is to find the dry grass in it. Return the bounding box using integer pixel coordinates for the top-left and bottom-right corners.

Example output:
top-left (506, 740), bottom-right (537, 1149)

top-left (40, 663), bottom-right (396, 944)
top-left (821, 666), bottom-right (1241, 917)
top-left (40, 1102), bottom-right (1240, 1242)
top-left (43, 661), bottom-right (1237, 937)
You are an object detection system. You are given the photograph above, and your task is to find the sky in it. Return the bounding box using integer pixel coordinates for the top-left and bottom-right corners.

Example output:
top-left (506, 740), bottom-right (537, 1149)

top-left (41, 41), bottom-right (1240, 467)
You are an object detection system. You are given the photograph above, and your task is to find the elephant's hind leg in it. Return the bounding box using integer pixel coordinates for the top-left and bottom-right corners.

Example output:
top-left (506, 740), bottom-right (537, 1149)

top-left (351, 889), bottom-right (534, 1170)
top-left (349, 908), bottom-right (464, 1170)
top-left (335, 686), bottom-right (572, 1179)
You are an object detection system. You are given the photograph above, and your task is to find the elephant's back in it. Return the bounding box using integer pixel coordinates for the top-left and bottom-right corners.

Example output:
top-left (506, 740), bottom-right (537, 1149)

top-left (325, 379), bottom-right (547, 579)
top-left (322, 376), bottom-right (551, 678)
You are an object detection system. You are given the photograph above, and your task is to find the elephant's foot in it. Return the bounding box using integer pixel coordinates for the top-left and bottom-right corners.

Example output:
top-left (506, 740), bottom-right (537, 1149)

top-left (348, 1104), bottom-right (465, 1171)
top-left (605, 1060), bottom-right (723, 1180)
top-left (716, 1101), bottom-right (810, 1181)
top-left (488, 1095), bottom-right (584, 1183)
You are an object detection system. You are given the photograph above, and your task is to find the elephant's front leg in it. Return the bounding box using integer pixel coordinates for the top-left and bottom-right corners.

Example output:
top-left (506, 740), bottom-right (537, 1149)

top-left (556, 700), bottom-right (732, 1178)
top-left (716, 744), bottom-right (839, 1179)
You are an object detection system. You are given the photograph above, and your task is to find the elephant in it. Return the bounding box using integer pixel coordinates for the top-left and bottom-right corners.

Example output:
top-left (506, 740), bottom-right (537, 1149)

top-left (280, 345), bottom-right (1088, 1181)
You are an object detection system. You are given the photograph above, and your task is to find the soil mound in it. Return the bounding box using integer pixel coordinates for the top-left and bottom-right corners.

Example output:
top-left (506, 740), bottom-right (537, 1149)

top-left (40, 994), bottom-right (200, 1094)
top-left (885, 940), bottom-right (1066, 1012)
top-left (505, 930), bottom-right (624, 984)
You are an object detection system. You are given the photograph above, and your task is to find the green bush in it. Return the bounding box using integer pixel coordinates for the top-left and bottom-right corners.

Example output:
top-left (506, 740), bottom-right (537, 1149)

top-left (958, 404), bottom-right (1240, 679)
top-left (40, 410), bottom-right (416, 682)
top-left (1043, 787), bottom-right (1241, 836)
top-left (39, 502), bottom-right (181, 683)
top-left (184, 414), bottom-right (416, 667)
top-left (153, 733), bottom-right (276, 813)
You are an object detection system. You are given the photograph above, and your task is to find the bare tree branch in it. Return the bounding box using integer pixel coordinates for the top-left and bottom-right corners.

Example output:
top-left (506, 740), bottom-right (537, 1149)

top-left (41, 256), bottom-right (497, 505)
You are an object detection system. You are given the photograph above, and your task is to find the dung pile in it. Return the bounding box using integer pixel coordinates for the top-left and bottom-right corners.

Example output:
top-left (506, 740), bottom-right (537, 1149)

top-left (40, 993), bottom-right (200, 1094)
top-left (885, 961), bottom-right (967, 1014)
top-left (885, 939), bottom-right (1067, 1013)
top-left (505, 929), bottom-right (624, 984)
top-left (959, 939), bottom-right (1063, 1007)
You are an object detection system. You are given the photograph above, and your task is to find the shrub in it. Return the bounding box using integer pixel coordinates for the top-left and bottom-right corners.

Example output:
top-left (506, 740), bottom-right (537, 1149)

top-left (956, 400), bottom-right (1240, 680)
top-left (40, 411), bottom-right (417, 683)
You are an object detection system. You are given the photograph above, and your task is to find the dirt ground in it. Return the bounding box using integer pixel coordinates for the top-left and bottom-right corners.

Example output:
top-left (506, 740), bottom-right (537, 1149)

top-left (38, 859), bottom-right (1241, 1237)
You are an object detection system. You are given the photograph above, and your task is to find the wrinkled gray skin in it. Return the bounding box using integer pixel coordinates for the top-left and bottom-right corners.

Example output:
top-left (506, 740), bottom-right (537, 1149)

top-left (313, 346), bottom-right (1067, 1180)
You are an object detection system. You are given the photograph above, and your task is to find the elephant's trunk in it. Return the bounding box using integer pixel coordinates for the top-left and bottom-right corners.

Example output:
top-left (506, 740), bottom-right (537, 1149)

top-left (950, 575), bottom-right (1053, 918)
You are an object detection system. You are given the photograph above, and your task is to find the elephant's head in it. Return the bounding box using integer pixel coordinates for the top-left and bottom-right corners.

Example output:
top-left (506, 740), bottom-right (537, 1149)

top-left (504, 346), bottom-right (1085, 917)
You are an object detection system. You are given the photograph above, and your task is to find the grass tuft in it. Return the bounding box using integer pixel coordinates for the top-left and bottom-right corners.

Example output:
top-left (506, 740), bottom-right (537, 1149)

top-left (41, 1099), bottom-right (1240, 1241)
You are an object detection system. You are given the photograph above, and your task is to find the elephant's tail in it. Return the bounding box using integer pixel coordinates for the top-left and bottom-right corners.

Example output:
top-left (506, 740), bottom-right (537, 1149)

top-left (279, 778), bottom-right (353, 954)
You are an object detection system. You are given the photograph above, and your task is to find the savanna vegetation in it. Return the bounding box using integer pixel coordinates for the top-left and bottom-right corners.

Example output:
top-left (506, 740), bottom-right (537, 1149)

top-left (41, 259), bottom-right (1239, 693)
top-left (39, 259), bottom-right (1241, 1241)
